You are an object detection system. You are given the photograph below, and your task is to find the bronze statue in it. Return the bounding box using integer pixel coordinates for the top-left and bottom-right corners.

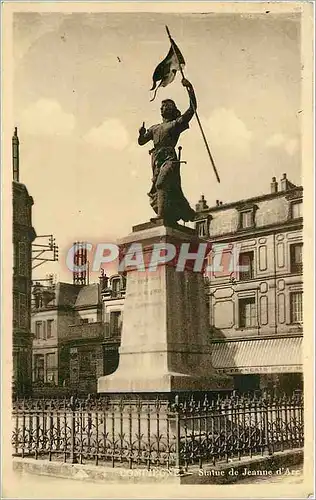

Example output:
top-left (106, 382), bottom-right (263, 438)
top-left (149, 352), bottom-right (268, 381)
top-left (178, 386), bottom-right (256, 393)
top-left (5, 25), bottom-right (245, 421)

top-left (138, 78), bottom-right (197, 225)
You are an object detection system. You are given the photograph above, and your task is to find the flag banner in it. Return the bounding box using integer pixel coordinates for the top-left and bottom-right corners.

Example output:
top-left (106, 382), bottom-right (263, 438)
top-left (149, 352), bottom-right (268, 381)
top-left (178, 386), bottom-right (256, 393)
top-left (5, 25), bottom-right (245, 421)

top-left (150, 41), bottom-right (185, 101)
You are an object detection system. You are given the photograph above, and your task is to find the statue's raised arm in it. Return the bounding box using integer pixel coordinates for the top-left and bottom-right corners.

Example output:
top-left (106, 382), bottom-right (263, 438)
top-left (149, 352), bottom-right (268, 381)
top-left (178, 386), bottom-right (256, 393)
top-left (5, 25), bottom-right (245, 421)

top-left (179, 78), bottom-right (197, 123)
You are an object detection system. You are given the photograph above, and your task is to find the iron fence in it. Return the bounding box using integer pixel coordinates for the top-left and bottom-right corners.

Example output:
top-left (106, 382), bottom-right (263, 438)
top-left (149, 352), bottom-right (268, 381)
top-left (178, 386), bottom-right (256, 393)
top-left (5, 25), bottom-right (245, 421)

top-left (12, 391), bottom-right (303, 471)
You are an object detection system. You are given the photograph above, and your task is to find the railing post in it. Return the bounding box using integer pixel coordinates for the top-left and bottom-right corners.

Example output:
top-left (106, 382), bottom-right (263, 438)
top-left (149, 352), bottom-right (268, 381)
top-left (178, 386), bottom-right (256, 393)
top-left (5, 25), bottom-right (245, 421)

top-left (263, 390), bottom-right (272, 456)
top-left (69, 396), bottom-right (77, 464)
top-left (21, 398), bottom-right (26, 458)
top-left (174, 395), bottom-right (182, 475)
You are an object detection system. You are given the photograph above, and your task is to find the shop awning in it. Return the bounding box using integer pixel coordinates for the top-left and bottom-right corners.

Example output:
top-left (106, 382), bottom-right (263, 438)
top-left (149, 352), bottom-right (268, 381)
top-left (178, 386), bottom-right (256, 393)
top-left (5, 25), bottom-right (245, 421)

top-left (211, 337), bottom-right (302, 374)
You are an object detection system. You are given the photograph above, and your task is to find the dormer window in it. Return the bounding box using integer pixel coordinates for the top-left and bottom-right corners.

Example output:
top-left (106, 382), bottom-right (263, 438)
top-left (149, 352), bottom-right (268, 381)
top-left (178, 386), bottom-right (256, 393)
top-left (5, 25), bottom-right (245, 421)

top-left (111, 277), bottom-right (121, 297)
top-left (196, 215), bottom-right (211, 238)
top-left (285, 189), bottom-right (303, 220)
top-left (241, 211), bottom-right (252, 229)
top-left (236, 204), bottom-right (258, 230)
top-left (291, 200), bottom-right (303, 219)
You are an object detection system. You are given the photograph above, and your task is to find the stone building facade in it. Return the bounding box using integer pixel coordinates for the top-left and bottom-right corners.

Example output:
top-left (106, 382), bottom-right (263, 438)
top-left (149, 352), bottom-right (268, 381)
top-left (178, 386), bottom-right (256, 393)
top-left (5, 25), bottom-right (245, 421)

top-left (31, 274), bottom-right (125, 394)
top-left (195, 173), bottom-right (303, 393)
top-left (100, 273), bottom-right (125, 377)
top-left (31, 173), bottom-right (303, 395)
top-left (12, 128), bottom-right (36, 396)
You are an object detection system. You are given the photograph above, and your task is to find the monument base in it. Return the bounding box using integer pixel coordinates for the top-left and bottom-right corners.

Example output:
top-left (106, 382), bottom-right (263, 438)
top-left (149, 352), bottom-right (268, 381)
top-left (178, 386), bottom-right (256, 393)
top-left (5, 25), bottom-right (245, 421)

top-left (98, 371), bottom-right (232, 393)
top-left (98, 220), bottom-right (233, 395)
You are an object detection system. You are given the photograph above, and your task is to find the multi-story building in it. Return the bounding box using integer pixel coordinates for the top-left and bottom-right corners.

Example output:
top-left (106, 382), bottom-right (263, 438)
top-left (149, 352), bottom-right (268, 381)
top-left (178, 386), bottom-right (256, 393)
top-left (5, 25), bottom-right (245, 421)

top-left (32, 281), bottom-right (101, 391)
top-left (100, 273), bottom-right (125, 376)
top-left (31, 273), bottom-right (125, 394)
top-left (31, 173), bottom-right (302, 395)
top-left (12, 127), bottom-right (36, 396)
top-left (195, 173), bottom-right (303, 393)
top-left (32, 281), bottom-right (78, 388)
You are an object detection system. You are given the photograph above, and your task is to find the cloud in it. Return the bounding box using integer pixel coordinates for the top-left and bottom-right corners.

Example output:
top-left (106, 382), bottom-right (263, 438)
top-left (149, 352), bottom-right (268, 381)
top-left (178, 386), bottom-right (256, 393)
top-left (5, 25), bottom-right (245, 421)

top-left (266, 133), bottom-right (299, 156)
top-left (284, 138), bottom-right (299, 156)
top-left (20, 99), bottom-right (75, 136)
top-left (206, 108), bottom-right (253, 153)
top-left (266, 133), bottom-right (286, 148)
top-left (84, 119), bottom-right (130, 150)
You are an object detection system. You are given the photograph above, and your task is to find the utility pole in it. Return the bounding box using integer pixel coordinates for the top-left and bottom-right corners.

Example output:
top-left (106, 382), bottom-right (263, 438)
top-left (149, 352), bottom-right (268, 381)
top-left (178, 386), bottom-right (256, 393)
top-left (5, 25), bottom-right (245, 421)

top-left (32, 234), bottom-right (59, 271)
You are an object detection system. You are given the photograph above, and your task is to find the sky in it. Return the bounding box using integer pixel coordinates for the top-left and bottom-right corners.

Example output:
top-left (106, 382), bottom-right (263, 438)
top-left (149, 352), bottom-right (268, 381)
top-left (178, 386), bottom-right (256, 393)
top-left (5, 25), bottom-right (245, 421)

top-left (13, 11), bottom-right (302, 283)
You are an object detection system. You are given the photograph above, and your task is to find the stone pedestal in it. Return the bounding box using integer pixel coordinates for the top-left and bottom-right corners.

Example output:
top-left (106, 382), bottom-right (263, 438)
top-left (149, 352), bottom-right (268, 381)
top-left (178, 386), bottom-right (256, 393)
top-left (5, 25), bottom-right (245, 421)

top-left (98, 220), bottom-right (232, 393)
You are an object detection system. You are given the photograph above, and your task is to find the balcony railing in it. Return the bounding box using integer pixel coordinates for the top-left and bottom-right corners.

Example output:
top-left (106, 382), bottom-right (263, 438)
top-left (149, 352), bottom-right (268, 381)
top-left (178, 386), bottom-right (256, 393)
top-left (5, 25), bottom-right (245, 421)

top-left (66, 322), bottom-right (107, 340)
top-left (290, 262), bottom-right (303, 274)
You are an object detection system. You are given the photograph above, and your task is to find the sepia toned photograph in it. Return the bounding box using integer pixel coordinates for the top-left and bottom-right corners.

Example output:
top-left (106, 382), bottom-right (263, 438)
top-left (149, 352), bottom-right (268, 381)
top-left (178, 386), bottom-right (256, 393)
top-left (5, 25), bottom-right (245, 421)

top-left (2, 2), bottom-right (314, 498)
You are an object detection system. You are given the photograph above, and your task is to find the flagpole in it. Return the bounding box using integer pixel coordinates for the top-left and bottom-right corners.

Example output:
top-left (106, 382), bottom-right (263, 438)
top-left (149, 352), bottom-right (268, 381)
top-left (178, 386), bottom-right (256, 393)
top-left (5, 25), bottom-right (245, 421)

top-left (165, 26), bottom-right (221, 184)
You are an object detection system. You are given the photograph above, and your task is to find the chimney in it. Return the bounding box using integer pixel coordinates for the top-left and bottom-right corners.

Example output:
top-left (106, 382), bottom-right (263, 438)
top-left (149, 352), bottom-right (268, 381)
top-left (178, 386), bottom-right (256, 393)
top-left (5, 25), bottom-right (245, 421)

top-left (195, 194), bottom-right (209, 212)
top-left (271, 176), bottom-right (278, 194)
top-left (280, 173), bottom-right (289, 192)
top-left (12, 127), bottom-right (19, 182)
top-left (99, 270), bottom-right (109, 293)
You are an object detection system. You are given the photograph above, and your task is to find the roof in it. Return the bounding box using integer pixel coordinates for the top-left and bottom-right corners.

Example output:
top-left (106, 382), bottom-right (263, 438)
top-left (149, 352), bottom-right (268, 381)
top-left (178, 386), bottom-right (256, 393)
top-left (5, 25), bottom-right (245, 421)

top-left (75, 283), bottom-right (100, 308)
top-left (41, 282), bottom-right (101, 309)
top-left (198, 186), bottom-right (303, 215)
top-left (45, 282), bottom-right (81, 308)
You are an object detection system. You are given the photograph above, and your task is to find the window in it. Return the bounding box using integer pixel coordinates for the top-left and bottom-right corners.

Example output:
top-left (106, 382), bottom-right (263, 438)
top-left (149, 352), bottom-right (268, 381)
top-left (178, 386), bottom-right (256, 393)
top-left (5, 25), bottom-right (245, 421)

top-left (290, 292), bottom-right (303, 323)
top-left (237, 204), bottom-right (258, 230)
top-left (35, 321), bottom-right (42, 339)
top-left (46, 353), bottom-right (56, 384)
top-left (290, 243), bottom-right (303, 273)
top-left (42, 321), bottom-right (47, 340)
top-left (238, 251), bottom-right (254, 281)
top-left (80, 318), bottom-right (89, 324)
top-left (110, 311), bottom-right (122, 337)
top-left (239, 297), bottom-right (257, 328)
top-left (33, 354), bottom-right (44, 382)
top-left (196, 219), bottom-right (209, 238)
top-left (291, 200), bottom-right (303, 219)
top-left (46, 319), bottom-right (54, 338)
top-left (112, 278), bottom-right (121, 297)
top-left (241, 211), bottom-right (253, 229)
